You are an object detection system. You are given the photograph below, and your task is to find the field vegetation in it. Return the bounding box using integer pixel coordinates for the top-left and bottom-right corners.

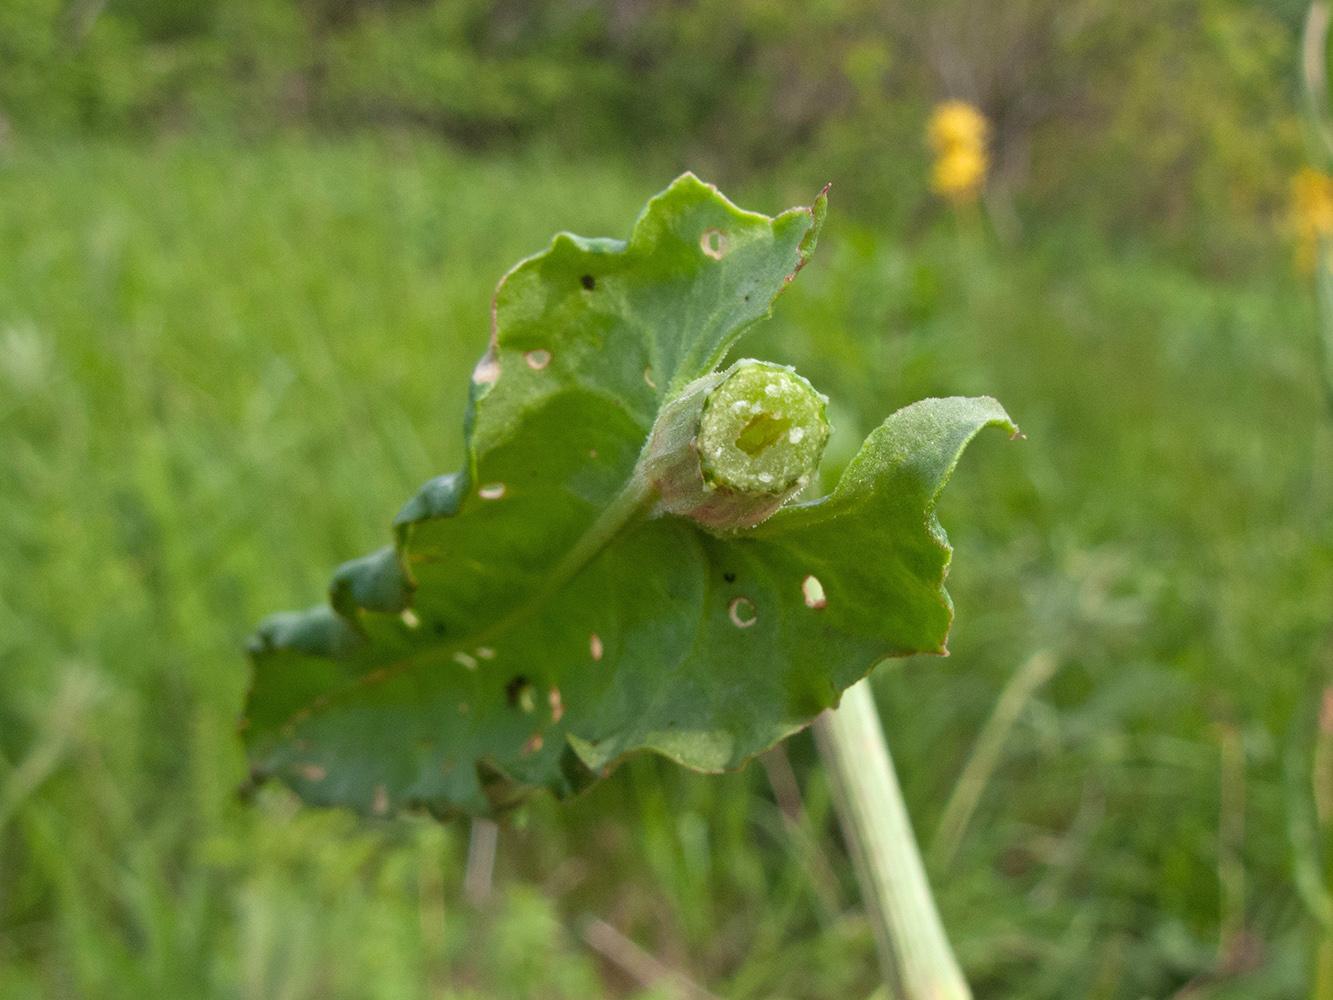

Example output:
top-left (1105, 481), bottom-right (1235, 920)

top-left (2, 2), bottom-right (1331, 998)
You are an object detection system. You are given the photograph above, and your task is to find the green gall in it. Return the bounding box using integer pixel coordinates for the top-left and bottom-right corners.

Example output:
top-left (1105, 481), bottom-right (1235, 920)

top-left (642, 359), bottom-right (830, 531)
top-left (697, 363), bottom-right (830, 494)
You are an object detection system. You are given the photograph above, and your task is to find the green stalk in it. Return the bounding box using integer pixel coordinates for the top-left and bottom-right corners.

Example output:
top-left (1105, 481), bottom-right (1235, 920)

top-left (930, 650), bottom-right (1058, 874)
top-left (814, 676), bottom-right (971, 1000)
top-left (1299, 11), bottom-right (1333, 996)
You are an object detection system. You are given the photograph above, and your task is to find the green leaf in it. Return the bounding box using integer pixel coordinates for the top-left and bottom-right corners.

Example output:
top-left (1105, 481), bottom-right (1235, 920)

top-left (242, 174), bottom-right (1015, 817)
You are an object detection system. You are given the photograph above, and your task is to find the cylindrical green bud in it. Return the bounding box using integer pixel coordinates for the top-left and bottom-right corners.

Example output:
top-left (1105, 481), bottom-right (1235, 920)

top-left (642, 359), bottom-right (831, 530)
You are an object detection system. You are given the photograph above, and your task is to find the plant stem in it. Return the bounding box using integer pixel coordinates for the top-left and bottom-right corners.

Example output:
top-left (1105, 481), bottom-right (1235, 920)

top-left (814, 676), bottom-right (971, 1000)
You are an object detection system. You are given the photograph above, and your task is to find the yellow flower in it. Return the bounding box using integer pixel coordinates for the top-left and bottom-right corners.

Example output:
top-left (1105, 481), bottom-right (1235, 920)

top-left (928, 100), bottom-right (989, 207)
top-left (1292, 167), bottom-right (1333, 275)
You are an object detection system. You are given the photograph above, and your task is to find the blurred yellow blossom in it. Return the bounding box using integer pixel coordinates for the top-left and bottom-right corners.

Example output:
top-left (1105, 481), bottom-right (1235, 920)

top-left (1293, 167), bottom-right (1333, 275)
top-left (928, 100), bottom-right (989, 206)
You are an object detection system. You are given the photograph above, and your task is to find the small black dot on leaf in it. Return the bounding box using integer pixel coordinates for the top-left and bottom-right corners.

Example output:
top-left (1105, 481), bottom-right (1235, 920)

top-left (581, 274), bottom-right (596, 291)
top-left (433, 623), bottom-right (447, 636)
top-left (723, 572), bottom-right (736, 583)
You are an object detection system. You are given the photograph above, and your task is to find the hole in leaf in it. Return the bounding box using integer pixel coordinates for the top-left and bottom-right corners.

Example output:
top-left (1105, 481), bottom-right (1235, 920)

top-left (522, 732), bottom-right (544, 755)
top-left (476, 647), bottom-right (496, 660)
top-left (802, 574), bottom-right (828, 609)
top-left (453, 651), bottom-right (478, 670)
top-left (473, 354), bottom-right (500, 385)
top-left (506, 675), bottom-right (532, 709)
top-left (372, 785), bottom-right (389, 815)
top-left (400, 608), bottom-right (420, 628)
top-left (549, 687), bottom-right (565, 723)
top-left (479, 483), bottom-right (506, 500)
top-left (701, 229), bottom-right (729, 259)
top-left (581, 274), bottom-right (596, 290)
top-left (297, 764), bottom-right (326, 782)
top-left (735, 412), bottom-right (794, 456)
top-left (729, 597), bottom-right (758, 628)
top-left (590, 633), bottom-right (604, 661)
top-left (643, 367), bottom-right (656, 389)
top-left (525, 349), bottom-right (551, 370)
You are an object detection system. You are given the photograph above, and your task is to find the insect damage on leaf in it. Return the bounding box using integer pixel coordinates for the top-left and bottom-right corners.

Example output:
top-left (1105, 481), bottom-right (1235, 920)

top-left (241, 173), bottom-right (1015, 819)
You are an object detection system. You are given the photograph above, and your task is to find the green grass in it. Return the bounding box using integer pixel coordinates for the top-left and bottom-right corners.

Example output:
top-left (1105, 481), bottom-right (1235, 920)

top-left (1, 136), bottom-right (1329, 999)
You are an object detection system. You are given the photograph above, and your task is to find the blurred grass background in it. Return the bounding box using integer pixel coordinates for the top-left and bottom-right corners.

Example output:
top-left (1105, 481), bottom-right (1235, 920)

top-left (3, 1), bottom-right (1333, 998)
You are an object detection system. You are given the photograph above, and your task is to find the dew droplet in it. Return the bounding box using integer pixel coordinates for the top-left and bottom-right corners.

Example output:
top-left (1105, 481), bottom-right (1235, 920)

top-left (802, 574), bottom-right (827, 610)
top-left (372, 785), bottom-right (389, 815)
top-left (729, 597), bottom-right (758, 628)
top-left (522, 732), bottom-right (544, 755)
top-left (643, 367), bottom-right (657, 389)
top-left (549, 687), bottom-right (565, 723)
top-left (479, 483), bottom-right (506, 500)
top-left (401, 608), bottom-right (421, 628)
top-left (701, 228), bottom-right (729, 260)
top-left (590, 633), bottom-right (604, 661)
top-left (298, 764), bottom-right (326, 782)
top-left (788, 426), bottom-right (805, 444)
top-left (453, 651), bottom-right (478, 670)
top-left (525, 349), bottom-right (551, 370)
top-left (757, 472), bottom-right (773, 484)
top-left (475, 647), bottom-right (496, 660)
